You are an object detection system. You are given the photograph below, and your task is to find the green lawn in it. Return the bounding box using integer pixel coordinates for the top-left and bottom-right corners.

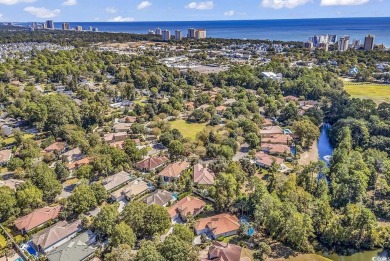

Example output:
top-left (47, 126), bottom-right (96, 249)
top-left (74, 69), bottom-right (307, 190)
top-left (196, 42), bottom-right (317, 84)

top-left (1, 133), bottom-right (35, 146)
top-left (344, 81), bottom-right (390, 104)
top-left (170, 120), bottom-right (207, 140)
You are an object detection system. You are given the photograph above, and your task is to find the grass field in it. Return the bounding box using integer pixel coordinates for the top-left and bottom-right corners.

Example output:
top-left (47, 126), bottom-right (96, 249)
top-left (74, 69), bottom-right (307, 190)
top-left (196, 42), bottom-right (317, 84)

top-left (170, 120), bottom-right (207, 140)
top-left (343, 81), bottom-right (390, 104)
top-left (0, 133), bottom-right (35, 146)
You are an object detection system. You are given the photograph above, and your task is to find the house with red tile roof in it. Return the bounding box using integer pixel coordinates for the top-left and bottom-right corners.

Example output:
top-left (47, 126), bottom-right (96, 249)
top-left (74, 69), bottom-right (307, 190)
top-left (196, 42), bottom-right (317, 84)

top-left (159, 161), bottom-right (190, 182)
top-left (0, 149), bottom-right (12, 166)
top-left (261, 143), bottom-right (291, 156)
top-left (259, 126), bottom-right (283, 138)
top-left (43, 142), bottom-right (66, 154)
top-left (136, 155), bottom-right (169, 173)
top-left (194, 213), bottom-right (240, 239)
top-left (199, 242), bottom-right (253, 261)
top-left (168, 196), bottom-right (206, 221)
top-left (193, 164), bottom-right (215, 186)
top-left (67, 157), bottom-right (91, 172)
top-left (255, 151), bottom-right (284, 168)
top-left (261, 134), bottom-right (292, 146)
top-left (14, 205), bottom-right (62, 233)
top-left (31, 220), bottom-right (82, 253)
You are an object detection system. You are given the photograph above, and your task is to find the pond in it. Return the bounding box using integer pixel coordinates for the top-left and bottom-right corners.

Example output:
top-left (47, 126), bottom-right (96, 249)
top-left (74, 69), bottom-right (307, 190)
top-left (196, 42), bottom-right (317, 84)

top-left (325, 249), bottom-right (389, 261)
top-left (316, 124), bottom-right (389, 261)
top-left (318, 123), bottom-right (334, 166)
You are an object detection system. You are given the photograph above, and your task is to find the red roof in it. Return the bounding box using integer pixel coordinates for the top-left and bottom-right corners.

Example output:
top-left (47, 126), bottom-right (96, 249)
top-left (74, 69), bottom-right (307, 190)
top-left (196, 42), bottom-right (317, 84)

top-left (159, 161), bottom-right (190, 178)
top-left (255, 151), bottom-right (284, 167)
top-left (14, 205), bottom-right (62, 232)
top-left (195, 213), bottom-right (240, 238)
top-left (168, 196), bottom-right (206, 218)
top-left (44, 142), bottom-right (66, 153)
top-left (193, 164), bottom-right (215, 185)
top-left (136, 156), bottom-right (169, 171)
top-left (67, 157), bottom-right (91, 170)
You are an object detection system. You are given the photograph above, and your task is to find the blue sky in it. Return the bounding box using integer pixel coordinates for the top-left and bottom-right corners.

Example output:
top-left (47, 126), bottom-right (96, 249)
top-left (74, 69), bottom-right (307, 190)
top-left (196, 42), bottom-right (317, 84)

top-left (0, 0), bottom-right (387, 22)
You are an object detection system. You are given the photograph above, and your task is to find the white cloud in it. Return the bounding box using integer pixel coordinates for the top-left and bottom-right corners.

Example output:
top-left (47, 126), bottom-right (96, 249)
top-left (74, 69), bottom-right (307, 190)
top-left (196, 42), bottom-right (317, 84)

top-left (109, 16), bottom-right (134, 22)
top-left (62, 0), bottom-right (77, 6)
top-left (105, 7), bottom-right (117, 13)
top-left (0, 14), bottom-right (3, 18)
top-left (137, 1), bottom-right (152, 10)
top-left (320, 0), bottom-right (369, 6)
top-left (261, 0), bottom-right (310, 9)
top-left (24, 6), bottom-right (60, 18)
top-left (224, 10), bottom-right (235, 16)
top-left (185, 1), bottom-right (214, 10)
top-left (0, 0), bottom-right (35, 5)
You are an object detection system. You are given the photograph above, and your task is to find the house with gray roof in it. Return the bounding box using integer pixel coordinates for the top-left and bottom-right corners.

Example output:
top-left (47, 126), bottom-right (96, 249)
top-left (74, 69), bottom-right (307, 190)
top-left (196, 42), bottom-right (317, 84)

top-left (31, 220), bottom-right (82, 253)
top-left (103, 171), bottom-right (132, 192)
top-left (144, 189), bottom-right (174, 207)
top-left (46, 230), bottom-right (97, 261)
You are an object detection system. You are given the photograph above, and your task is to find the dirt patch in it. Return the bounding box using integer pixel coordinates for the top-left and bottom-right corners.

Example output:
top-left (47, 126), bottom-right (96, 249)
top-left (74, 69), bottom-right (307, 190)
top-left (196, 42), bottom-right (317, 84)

top-left (298, 141), bottom-right (319, 166)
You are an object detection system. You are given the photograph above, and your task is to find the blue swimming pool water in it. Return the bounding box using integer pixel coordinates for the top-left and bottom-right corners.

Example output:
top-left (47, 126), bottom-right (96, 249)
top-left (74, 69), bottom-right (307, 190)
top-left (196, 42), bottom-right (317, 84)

top-left (14, 257), bottom-right (23, 261)
top-left (26, 242), bottom-right (37, 256)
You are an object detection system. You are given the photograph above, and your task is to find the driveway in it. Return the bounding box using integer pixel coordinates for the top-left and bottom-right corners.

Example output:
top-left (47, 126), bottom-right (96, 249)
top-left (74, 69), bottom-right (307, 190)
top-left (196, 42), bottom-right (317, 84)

top-left (233, 144), bottom-right (250, 162)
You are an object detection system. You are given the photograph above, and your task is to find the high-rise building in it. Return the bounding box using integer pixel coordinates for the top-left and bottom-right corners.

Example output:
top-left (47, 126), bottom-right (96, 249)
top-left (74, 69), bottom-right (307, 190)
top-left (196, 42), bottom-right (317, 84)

top-left (43, 22), bottom-right (48, 29)
top-left (338, 36), bottom-right (350, 51)
top-left (353, 39), bottom-right (361, 48)
top-left (175, 30), bottom-right (182, 41)
top-left (162, 30), bottom-right (171, 41)
top-left (155, 28), bottom-right (162, 36)
top-left (46, 20), bottom-right (54, 29)
top-left (317, 42), bottom-right (329, 51)
top-left (304, 42), bottom-right (314, 49)
top-left (62, 23), bottom-right (70, 30)
top-left (188, 28), bottom-right (196, 38)
top-left (76, 26), bottom-right (83, 31)
top-left (364, 34), bottom-right (375, 50)
top-left (195, 29), bottom-right (206, 39)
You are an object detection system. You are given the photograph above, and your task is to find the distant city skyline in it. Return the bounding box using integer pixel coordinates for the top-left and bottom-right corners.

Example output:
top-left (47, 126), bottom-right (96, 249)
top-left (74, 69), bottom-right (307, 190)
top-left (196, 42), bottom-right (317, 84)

top-left (0, 0), bottom-right (387, 23)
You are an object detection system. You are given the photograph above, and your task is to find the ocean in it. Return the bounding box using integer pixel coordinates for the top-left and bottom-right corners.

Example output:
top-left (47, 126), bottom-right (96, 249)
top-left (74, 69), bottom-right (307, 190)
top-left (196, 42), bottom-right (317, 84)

top-left (20, 17), bottom-right (390, 46)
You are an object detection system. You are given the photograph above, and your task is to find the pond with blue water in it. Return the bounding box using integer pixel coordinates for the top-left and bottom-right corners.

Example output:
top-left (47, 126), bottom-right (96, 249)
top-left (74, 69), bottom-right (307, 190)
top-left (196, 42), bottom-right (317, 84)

top-left (316, 124), bottom-right (389, 261)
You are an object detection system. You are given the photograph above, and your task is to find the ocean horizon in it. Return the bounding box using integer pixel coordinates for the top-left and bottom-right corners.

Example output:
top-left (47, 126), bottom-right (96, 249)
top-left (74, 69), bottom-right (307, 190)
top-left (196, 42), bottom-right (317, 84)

top-left (19, 17), bottom-right (390, 46)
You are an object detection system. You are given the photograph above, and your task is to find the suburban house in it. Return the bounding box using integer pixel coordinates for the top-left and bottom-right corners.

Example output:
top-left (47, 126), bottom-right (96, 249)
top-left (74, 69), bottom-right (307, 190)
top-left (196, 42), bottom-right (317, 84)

top-left (136, 155), bottom-right (169, 173)
top-left (60, 148), bottom-right (84, 163)
top-left (215, 105), bottom-right (227, 115)
top-left (113, 122), bottom-right (132, 133)
top-left (259, 126), bottom-right (284, 138)
top-left (67, 157), bottom-right (91, 172)
top-left (43, 142), bottom-right (66, 154)
top-left (31, 220), bottom-right (82, 254)
top-left (168, 196), bottom-right (206, 221)
top-left (261, 143), bottom-right (291, 156)
top-left (103, 171), bottom-right (132, 192)
top-left (158, 161), bottom-right (191, 183)
top-left (199, 242), bottom-right (253, 261)
top-left (255, 151), bottom-right (284, 168)
top-left (109, 140), bottom-right (125, 149)
top-left (14, 205), bottom-right (62, 234)
top-left (0, 178), bottom-right (24, 190)
top-left (193, 164), bottom-right (215, 186)
top-left (110, 179), bottom-right (150, 202)
top-left (0, 149), bottom-right (12, 166)
top-left (103, 132), bottom-right (128, 143)
top-left (117, 116), bottom-right (137, 123)
top-left (46, 230), bottom-right (97, 261)
top-left (285, 95), bottom-right (299, 102)
top-left (261, 118), bottom-right (274, 127)
top-left (261, 134), bottom-right (292, 146)
top-left (194, 213), bottom-right (240, 239)
top-left (144, 190), bottom-right (174, 207)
